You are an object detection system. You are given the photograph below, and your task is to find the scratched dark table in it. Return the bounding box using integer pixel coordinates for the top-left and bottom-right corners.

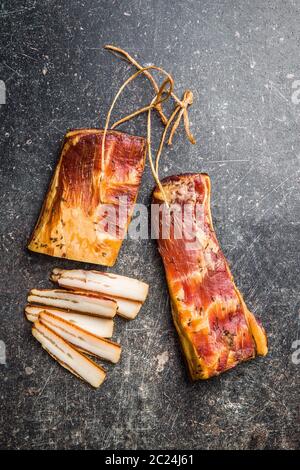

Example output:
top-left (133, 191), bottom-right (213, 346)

top-left (0, 0), bottom-right (299, 450)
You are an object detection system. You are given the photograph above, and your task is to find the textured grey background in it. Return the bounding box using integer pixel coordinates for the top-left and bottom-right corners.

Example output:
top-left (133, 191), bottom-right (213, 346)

top-left (0, 0), bottom-right (299, 450)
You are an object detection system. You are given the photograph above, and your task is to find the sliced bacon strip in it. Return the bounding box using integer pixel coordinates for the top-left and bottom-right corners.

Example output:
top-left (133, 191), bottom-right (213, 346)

top-left (51, 268), bottom-right (149, 302)
top-left (25, 305), bottom-right (114, 338)
top-left (39, 311), bottom-right (121, 363)
top-left (113, 297), bottom-right (142, 320)
top-left (32, 321), bottom-right (106, 388)
top-left (50, 268), bottom-right (146, 320)
top-left (27, 289), bottom-right (117, 318)
top-left (153, 173), bottom-right (268, 380)
top-left (28, 129), bottom-right (146, 267)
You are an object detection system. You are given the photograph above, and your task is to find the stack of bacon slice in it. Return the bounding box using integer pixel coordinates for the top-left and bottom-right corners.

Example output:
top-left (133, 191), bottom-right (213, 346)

top-left (26, 269), bottom-right (149, 388)
top-left (50, 268), bottom-right (148, 320)
top-left (153, 173), bottom-right (268, 380)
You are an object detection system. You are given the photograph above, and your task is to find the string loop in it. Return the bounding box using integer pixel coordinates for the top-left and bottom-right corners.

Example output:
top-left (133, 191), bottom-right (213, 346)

top-left (101, 65), bottom-right (174, 205)
top-left (102, 45), bottom-right (196, 206)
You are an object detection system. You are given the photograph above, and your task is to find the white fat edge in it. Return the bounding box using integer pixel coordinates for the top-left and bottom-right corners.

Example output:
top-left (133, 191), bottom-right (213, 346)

top-left (41, 318), bottom-right (119, 363)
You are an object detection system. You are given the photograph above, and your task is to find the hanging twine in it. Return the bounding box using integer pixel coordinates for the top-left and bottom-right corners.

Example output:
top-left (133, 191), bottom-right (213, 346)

top-left (102, 45), bottom-right (196, 206)
top-left (105, 45), bottom-right (195, 146)
top-left (101, 65), bottom-right (174, 204)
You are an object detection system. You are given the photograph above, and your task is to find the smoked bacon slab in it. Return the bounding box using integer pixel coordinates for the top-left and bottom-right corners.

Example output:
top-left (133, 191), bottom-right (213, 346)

top-left (28, 129), bottom-right (146, 266)
top-left (153, 173), bottom-right (267, 380)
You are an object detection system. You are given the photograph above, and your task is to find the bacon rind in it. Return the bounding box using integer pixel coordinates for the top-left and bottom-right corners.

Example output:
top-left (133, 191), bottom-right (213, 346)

top-left (28, 129), bottom-right (146, 266)
top-left (153, 173), bottom-right (268, 380)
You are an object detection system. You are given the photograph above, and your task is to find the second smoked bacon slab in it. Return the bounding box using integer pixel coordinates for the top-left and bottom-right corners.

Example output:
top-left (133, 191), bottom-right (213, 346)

top-left (153, 173), bottom-right (268, 380)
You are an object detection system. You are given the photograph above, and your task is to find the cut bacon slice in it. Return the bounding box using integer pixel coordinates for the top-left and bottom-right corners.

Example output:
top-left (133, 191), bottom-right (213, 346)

top-left (27, 289), bottom-right (117, 318)
top-left (113, 297), bottom-right (142, 320)
top-left (27, 129), bottom-right (146, 267)
top-left (153, 173), bottom-right (268, 380)
top-left (25, 305), bottom-right (114, 338)
top-left (51, 268), bottom-right (149, 302)
top-left (39, 311), bottom-right (121, 363)
top-left (32, 321), bottom-right (106, 388)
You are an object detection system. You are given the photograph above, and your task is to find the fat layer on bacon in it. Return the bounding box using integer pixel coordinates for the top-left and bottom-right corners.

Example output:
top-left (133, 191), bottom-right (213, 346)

top-left (39, 311), bottom-right (121, 363)
top-left (28, 288), bottom-right (117, 318)
top-left (51, 268), bottom-right (149, 303)
top-left (32, 321), bottom-right (106, 388)
top-left (25, 305), bottom-right (114, 338)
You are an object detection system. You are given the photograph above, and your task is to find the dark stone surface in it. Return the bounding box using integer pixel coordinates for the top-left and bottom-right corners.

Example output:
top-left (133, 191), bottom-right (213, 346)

top-left (0, 0), bottom-right (299, 450)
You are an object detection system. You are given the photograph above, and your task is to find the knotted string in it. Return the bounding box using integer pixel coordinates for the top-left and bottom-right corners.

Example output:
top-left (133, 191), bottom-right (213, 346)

top-left (101, 65), bottom-right (174, 205)
top-left (102, 45), bottom-right (196, 206)
top-left (104, 44), bottom-right (168, 125)
top-left (105, 45), bottom-right (195, 147)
